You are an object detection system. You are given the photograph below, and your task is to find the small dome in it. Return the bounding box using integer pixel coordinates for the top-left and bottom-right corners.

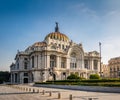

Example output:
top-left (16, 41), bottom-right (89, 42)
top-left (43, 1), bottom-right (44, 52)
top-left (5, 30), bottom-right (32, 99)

top-left (32, 42), bottom-right (47, 47)
top-left (45, 32), bottom-right (69, 42)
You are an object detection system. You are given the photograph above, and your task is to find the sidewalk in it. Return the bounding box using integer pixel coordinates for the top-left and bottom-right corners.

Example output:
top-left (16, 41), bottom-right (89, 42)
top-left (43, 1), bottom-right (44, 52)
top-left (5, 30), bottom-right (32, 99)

top-left (0, 85), bottom-right (120, 100)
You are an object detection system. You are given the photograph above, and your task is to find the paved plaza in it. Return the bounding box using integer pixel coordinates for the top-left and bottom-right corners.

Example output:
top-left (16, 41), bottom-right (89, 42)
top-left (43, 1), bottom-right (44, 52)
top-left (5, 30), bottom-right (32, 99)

top-left (0, 85), bottom-right (120, 100)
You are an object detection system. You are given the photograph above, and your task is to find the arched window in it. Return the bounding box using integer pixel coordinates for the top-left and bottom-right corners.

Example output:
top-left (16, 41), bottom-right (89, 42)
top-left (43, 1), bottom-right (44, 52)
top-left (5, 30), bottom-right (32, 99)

top-left (70, 52), bottom-right (77, 69)
top-left (51, 45), bottom-right (56, 49)
top-left (50, 55), bottom-right (56, 68)
top-left (61, 57), bottom-right (66, 68)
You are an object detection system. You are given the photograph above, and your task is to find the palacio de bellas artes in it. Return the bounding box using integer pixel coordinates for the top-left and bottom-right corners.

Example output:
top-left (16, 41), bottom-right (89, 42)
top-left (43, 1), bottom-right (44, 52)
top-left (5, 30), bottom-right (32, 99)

top-left (10, 23), bottom-right (101, 84)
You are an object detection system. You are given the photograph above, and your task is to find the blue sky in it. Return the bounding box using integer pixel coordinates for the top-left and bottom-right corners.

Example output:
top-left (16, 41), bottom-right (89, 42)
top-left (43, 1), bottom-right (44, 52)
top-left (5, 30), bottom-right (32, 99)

top-left (0, 0), bottom-right (120, 71)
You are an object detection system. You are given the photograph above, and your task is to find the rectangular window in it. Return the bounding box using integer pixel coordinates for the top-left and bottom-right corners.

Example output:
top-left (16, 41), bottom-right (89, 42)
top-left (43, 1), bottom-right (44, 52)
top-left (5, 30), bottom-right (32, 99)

top-left (114, 68), bottom-right (116, 71)
top-left (117, 67), bottom-right (119, 71)
top-left (94, 60), bottom-right (98, 70)
top-left (84, 60), bottom-right (88, 69)
top-left (32, 56), bottom-right (34, 68)
top-left (17, 63), bottom-right (19, 69)
top-left (118, 71), bottom-right (120, 76)
top-left (24, 62), bottom-right (27, 69)
top-left (24, 73), bottom-right (28, 76)
top-left (62, 45), bottom-right (64, 49)
top-left (75, 63), bottom-right (77, 68)
top-left (70, 63), bottom-right (77, 69)
top-left (24, 58), bottom-right (28, 61)
top-left (70, 63), bottom-right (73, 69)
top-left (59, 44), bottom-right (61, 49)
top-left (50, 61), bottom-right (56, 67)
top-left (61, 62), bottom-right (65, 68)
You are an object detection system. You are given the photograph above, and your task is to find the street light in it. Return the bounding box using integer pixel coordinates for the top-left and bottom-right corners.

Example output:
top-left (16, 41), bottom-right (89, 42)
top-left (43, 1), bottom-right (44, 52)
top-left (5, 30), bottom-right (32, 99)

top-left (99, 42), bottom-right (102, 77)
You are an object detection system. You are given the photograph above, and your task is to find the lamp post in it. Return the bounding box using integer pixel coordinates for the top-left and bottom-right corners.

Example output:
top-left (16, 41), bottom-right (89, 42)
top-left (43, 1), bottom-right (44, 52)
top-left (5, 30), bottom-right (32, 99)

top-left (99, 42), bottom-right (102, 77)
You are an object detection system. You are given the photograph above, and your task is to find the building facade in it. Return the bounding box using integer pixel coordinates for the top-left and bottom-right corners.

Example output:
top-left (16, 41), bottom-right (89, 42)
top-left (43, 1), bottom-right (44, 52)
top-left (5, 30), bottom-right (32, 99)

top-left (108, 57), bottom-right (120, 78)
top-left (10, 23), bottom-right (100, 84)
top-left (101, 63), bottom-right (109, 78)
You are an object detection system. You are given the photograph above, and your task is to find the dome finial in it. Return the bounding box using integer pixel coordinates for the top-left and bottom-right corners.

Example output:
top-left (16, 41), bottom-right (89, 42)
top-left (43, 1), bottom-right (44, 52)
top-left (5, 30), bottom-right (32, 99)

top-left (55, 22), bottom-right (59, 32)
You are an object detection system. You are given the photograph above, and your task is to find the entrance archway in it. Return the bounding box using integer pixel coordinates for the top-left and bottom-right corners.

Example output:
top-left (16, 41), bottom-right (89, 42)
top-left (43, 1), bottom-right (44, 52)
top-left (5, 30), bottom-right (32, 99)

top-left (23, 78), bottom-right (28, 83)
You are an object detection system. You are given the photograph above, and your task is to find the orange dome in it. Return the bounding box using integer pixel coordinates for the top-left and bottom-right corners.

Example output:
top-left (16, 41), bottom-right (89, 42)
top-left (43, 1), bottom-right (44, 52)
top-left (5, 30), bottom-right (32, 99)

top-left (45, 32), bottom-right (69, 42)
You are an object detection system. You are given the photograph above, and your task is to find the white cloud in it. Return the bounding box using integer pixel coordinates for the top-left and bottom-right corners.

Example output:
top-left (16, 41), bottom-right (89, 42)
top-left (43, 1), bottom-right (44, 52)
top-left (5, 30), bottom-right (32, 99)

top-left (101, 10), bottom-right (120, 64)
top-left (69, 3), bottom-right (120, 64)
top-left (69, 3), bottom-right (98, 19)
top-left (102, 36), bottom-right (120, 64)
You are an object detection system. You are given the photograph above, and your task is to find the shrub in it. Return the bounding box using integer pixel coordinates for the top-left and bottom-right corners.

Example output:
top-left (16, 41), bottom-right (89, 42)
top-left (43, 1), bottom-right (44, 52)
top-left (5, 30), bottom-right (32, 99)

top-left (67, 73), bottom-right (80, 80)
top-left (89, 74), bottom-right (100, 79)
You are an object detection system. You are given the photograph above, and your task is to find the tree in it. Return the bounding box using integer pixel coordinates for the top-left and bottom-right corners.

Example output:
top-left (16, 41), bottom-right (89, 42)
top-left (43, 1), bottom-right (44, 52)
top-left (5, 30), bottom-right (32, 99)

top-left (89, 74), bottom-right (100, 79)
top-left (0, 71), bottom-right (10, 84)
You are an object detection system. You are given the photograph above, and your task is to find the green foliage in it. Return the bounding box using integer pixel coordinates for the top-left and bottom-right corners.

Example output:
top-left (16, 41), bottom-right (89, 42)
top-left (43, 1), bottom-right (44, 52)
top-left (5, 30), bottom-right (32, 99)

top-left (35, 78), bottom-right (120, 87)
top-left (0, 71), bottom-right (10, 84)
top-left (89, 74), bottom-right (100, 79)
top-left (67, 73), bottom-right (81, 80)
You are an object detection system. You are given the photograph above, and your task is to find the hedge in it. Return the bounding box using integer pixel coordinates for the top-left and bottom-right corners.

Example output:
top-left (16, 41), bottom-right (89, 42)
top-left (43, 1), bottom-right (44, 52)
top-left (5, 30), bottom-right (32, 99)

top-left (35, 79), bottom-right (120, 87)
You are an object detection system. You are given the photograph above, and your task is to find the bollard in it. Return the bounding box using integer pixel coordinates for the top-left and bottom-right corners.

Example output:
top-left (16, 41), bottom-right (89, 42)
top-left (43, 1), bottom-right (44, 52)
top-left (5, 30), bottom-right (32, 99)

top-left (49, 91), bottom-right (52, 96)
top-left (33, 89), bottom-right (35, 93)
top-left (37, 89), bottom-right (39, 93)
top-left (26, 88), bottom-right (28, 92)
top-left (88, 98), bottom-right (92, 100)
top-left (42, 90), bottom-right (45, 95)
top-left (29, 88), bottom-right (31, 92)
top-left (69, 94), bottom-right (72, 100)
top-left (58, 92), bottom-right (61, 99)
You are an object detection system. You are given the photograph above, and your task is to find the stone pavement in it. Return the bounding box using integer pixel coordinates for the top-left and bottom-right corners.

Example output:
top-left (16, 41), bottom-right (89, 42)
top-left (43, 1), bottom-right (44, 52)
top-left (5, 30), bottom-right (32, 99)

top-left (0, 85), bottom-right (120, 100)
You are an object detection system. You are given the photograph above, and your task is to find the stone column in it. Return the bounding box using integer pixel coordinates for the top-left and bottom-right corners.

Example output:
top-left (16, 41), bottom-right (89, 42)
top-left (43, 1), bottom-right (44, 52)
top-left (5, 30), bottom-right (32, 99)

top-left (34, 55), bottom-right (37, 68)
top-left (13, 73), bottom-right (15, 84)
top-left (10, 73), bottom-right (12, 84)
top-left (37, 55), bottom-right (38, 68)
top-left (91, 59), bottom-right (94, 70)
top-left (57, 56), bottom-right (60, 68)
top-left (29, 57), bottom-right (32, 69)
top-left (38, 54), bottom-right (42, 69)
top-left (20, 72), bottom-right (23, 84)
top-left (81, 59), bottom-right (84, 69)
top-left (66, 57), bottom-right (70, 69)
top-left (59, 57), bottom-right (61, 68)
top-left (47, 55), bottom-right (50, 68)
top-left (98, 60), bottom-right (100, 72)
top-left (88, 58), bottom-right (90, 70)
top-left (11, 73), bottom-right (13, 84)
top-left (44, 54), bottom-right (47, 68)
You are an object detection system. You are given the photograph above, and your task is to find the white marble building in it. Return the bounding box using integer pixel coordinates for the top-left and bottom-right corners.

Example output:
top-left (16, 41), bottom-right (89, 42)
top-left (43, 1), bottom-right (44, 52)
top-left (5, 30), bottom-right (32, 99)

top-left (10, 23), bottom-right (100, 84)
